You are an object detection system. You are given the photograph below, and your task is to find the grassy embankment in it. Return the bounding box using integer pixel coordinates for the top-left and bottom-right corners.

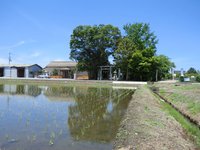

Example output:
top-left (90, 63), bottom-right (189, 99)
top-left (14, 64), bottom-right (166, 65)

top-left (156, 83), bottom-right (200, 124)
top-left (161, 100), bottom-right (200, 147)
top-left (0, 78), bottom-right (142, 88)
top-left (154, 83), bottom-right (200, 147)
top-left (0, 78), bottom-right (113, 87)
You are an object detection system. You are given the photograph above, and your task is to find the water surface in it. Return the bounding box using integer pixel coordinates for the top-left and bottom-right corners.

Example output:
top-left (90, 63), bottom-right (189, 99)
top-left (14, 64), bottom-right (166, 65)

top-left (0, 84), bottom-right (134, 150)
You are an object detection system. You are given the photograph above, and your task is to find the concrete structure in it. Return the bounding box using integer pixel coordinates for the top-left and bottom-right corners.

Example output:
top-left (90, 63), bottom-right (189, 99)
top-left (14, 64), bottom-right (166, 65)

top-left (0, 64), bottom-right (42, 78)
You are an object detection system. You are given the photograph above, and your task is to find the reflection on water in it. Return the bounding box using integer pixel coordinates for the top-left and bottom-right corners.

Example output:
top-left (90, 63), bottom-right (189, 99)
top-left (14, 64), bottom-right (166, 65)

top-left (0, 84), bottom-right (42, 97)
top-left (0, 84), bottom-right (134, 150)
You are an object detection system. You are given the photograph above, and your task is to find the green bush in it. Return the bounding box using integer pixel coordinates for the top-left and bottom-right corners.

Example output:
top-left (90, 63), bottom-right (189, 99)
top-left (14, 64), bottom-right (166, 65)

top-left (52, 69), bottom-right (58, 76)
top-left (196, 75), bottom-right (200, 82)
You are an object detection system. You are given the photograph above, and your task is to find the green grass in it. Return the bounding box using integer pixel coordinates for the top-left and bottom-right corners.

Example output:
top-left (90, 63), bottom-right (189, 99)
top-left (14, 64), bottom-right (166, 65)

top-left (175, 84), bottom-right (200, 91)
top-left (162, 91), bottom-right (200, 115)
top-left (187, 102), bottom-right (200, 115)
top-left (161, 100), bottom-right (200, 147)
top-left (152, 84), bottom-right (200, 147)
top-left (159, 88), bottom-right (166, 93)
top-left (167, 93), bottom-right (191, 103)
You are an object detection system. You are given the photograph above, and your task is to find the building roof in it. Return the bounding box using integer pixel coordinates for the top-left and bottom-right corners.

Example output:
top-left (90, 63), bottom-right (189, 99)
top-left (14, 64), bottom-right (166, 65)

top-left (45, 61), bottom-right (77, 68)
top-left (0, 64), bottom-right (42, 69)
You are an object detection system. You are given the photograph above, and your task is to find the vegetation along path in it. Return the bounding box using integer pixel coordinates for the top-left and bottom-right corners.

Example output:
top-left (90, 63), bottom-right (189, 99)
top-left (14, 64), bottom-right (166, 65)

top-left (113, 85), bottom-right (197, 150)
top-left (156, 83), bottom-right (200, 125)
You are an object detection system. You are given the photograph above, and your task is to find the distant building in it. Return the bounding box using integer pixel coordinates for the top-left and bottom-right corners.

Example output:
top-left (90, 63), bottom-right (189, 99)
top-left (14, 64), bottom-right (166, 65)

top-left (45, 61), bottom-right (88, 79)
top-left (174, 70), bottom-right (186, 75)
top-left (0, 64), bottom-right (42, 78)
top-left (45, 61), bottom-right (77, 78)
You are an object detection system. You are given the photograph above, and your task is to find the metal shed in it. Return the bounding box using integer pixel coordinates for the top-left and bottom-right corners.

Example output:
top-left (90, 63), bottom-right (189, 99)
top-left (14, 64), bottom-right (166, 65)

top-left (0, 64), bottom-right (42, 78)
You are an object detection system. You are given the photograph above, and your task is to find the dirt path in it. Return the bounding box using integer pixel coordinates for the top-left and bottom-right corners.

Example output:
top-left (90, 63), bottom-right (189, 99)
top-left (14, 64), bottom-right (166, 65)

top-left (113, 86), bottom-right (197, 150)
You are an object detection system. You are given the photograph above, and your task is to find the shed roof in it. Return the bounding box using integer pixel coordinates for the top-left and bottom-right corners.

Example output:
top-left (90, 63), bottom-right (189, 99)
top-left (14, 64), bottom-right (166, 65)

top-left (0, 64), bottom-right (42, 69)
top-left (45, 61), bottom-right (77, 68)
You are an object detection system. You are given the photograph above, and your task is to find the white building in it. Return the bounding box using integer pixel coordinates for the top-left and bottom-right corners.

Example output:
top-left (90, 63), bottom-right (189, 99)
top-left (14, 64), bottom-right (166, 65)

top-left (0, 64), bottom-right (42, 78)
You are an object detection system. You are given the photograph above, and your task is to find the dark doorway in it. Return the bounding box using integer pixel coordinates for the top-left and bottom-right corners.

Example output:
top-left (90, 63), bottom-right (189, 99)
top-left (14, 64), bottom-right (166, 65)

top-left (61, 70), bottom-right (73, 78)
top-left (17, 68), bottom-right (25, 77)
top-left (0, 68), bottom-right (4, 77)
top-left (102, 70), bottom-right (110, 80)
top-left (61, 70), bottom-right (67, 78)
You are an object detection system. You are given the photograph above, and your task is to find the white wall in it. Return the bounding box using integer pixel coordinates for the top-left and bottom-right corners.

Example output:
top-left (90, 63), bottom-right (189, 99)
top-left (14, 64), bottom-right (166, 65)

top-left (3, 67), bottom-right (17, 77)
top-left (25, 67), bottom-right (29, 78)
top-left (11, 68), bottom-right (17, 78)
top-left (4, 67), bottom-right (10, 77)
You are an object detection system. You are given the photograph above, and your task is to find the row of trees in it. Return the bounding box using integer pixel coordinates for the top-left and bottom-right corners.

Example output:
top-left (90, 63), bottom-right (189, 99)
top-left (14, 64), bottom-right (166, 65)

top-left (70, 23), bottom-right (175, 81)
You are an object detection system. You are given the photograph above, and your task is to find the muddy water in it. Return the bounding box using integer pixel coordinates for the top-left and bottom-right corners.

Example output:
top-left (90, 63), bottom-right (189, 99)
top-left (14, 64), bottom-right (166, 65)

top-left (0, 84), bottom-right (134, 150)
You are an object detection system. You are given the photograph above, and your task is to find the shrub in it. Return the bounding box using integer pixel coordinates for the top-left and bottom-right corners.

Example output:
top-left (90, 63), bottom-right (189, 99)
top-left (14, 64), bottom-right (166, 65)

top-left (52, 69), bottom-right (58, 76)
top-left (196, 75), bottom-right (200, 82)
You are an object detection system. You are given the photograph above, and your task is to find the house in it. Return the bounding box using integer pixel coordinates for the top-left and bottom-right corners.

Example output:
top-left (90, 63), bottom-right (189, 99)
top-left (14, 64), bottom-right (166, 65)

top-left (0, 64), bottom-right (42, 78)
top-left (45, 61), bottom-right (77, 78)
top-left (174, 70), bottom-right (186, 77)
top-left (45, 61), bottom-right (88, 79)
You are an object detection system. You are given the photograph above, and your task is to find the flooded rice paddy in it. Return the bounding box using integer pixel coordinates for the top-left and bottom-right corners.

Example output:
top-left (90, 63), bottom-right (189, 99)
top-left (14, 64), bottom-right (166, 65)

top-left (0, 84), bottom-right (134, 150)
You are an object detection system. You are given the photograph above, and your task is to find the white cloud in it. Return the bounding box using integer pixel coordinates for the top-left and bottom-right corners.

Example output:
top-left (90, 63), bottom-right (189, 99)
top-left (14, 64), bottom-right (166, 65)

top-left (0, 41), bottom-right (25, 50)
top-left (31, 52), bottom-right (41, 57)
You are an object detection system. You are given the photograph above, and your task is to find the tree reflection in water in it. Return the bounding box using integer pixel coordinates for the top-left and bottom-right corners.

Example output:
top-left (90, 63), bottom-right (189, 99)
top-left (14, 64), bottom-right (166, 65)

top-left (68, 87), bottom-right (134, 143)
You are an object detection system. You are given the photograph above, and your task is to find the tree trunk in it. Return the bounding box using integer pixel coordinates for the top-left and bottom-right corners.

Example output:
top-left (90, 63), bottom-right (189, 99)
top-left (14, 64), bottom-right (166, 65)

top-left (88, 70), bottom-right (98, 80)
top-left (126, 68), bottom-right (129, 80)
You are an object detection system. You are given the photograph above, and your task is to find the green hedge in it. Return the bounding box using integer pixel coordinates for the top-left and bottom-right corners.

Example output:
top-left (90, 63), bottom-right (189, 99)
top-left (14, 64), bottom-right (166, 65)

top-left (196, 75), bottom-right (200, 82)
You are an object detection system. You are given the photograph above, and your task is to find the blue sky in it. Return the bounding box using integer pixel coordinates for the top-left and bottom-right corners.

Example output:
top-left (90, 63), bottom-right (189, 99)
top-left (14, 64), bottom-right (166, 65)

top-left (0, 0), bottom-right (200, 70)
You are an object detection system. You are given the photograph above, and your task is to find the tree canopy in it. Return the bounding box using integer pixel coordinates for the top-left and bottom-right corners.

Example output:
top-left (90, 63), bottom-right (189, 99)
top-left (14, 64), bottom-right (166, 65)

top-left (70, 24), bottom-right (121, 79)
top-left (114, 23), bottom-right (174, 81)
top-left (70, 23), bottom-right (175, 81)
top-left (187, 67), bottom-right (197, 74)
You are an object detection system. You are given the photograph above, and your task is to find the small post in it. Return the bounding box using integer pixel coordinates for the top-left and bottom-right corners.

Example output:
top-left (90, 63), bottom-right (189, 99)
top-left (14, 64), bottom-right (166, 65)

top-left (109, 66), bottom-right (112, 80)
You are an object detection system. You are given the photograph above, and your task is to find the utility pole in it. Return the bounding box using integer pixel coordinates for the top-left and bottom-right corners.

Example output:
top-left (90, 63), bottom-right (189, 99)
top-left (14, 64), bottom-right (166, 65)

top-left (9, 52), bottom-right (12, 77)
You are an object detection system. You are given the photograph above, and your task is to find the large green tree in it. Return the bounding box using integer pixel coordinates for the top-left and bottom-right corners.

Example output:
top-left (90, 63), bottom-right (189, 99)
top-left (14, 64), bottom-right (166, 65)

top-left (114, 23), bottom-right (174, 81)
top-left (70, 24), bottom-right (121, 79)
top-left (151, 55), bottom-right (175, 81)
top-left (187, 67), bottom-right (197, 74)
